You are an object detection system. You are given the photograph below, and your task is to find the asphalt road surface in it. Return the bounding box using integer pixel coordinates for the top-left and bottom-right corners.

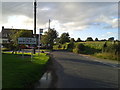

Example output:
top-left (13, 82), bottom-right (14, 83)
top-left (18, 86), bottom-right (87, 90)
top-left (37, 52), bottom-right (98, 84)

top-left (51, 50), bottom-right (119, 88)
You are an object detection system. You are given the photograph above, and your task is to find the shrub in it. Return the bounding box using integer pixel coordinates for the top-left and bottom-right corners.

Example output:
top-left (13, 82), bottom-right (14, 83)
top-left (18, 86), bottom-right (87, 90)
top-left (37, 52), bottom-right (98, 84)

top-left (103, 43), bottom-right (119, 55)
top-left (76, 43), bottom-right (85, 51)
top-left (58, 44), bottom-right (61, 48)
top-left (67, 42), bottom-right (74, 51)
top-left (73, 43), bottom-right (85, 54)
top-left (73, 48), bottom-right (80, 54)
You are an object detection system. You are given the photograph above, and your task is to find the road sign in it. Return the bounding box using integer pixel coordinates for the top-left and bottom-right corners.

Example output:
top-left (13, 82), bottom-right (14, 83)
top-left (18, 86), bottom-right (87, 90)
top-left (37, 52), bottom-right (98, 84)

top-left (18, 37), bottom-right (37, 44)
top-left (40, 29), bottom-right (43, 33)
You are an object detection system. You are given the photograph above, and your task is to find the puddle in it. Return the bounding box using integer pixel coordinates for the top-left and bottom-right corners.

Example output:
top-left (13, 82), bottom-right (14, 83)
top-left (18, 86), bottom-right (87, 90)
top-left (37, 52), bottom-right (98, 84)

top-left (34, 71), bottom-right (52, 88)
top-left (33, 55), bottom-right (58, 89)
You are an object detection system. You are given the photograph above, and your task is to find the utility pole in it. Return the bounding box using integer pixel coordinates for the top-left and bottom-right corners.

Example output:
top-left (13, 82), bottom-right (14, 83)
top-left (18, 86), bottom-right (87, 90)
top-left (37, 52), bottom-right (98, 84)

top-left (48, 19), bottom-right (51, 30)
top-left (33, 0), bottom-right (37, 54)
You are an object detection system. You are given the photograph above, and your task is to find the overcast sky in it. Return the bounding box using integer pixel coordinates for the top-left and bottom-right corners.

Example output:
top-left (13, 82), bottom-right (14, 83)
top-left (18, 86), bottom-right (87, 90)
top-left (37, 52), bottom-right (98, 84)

top-left (1, 2), bottom-right (119, 40)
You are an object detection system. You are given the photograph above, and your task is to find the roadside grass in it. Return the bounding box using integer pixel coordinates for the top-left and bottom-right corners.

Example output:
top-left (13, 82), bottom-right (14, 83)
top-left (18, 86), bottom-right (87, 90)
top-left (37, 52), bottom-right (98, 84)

top-left (2, 48), bottom-right (51, 51)
top-left (1, 48), bottom-right (10, 51)
top-left (94, 52), bottom-right (119, 61)
top-left (2, 52), bottom-right (50, 88)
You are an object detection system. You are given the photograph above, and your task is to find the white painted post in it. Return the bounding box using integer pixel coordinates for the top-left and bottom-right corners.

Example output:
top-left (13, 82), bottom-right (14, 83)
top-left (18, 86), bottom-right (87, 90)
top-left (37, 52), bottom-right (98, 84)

top-left (31, 48), bottom-right (33, 61)
top-left (22, 49), bottom-right (24, 59)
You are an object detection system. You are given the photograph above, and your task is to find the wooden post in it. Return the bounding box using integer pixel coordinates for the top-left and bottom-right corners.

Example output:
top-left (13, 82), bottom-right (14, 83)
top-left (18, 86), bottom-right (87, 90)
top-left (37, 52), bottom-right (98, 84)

top-left (33, 0), bottom-right (37, 54)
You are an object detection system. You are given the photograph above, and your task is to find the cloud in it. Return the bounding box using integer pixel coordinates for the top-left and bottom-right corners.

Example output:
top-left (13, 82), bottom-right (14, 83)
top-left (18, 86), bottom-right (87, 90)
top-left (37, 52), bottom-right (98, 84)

top-left (40, 7), bottom-right (50, 11)
top-left (94, 15), bottom-right (118, 29)
top-left (3, 15), bottom-right (33, 29)
top-left (2, 2), bottom-right (118, 32)
top-left (101, 31), bottom-right (118, 40)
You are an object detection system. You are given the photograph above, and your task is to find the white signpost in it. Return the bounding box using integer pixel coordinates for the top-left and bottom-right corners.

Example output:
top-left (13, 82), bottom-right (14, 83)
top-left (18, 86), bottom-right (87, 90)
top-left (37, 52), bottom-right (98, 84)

top-left (38, 29), bottom-right (43, 56)
top-left (18, 37), bottom-right (37, 60)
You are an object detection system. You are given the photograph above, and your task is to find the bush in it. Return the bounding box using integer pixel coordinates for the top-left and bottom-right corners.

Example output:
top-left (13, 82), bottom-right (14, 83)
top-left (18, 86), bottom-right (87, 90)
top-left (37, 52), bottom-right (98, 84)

top-left (66, 42), bottom-right (74, 51)
top-left (58, 44), bottom-right (62, 48)
top-left (103, 43), bottom-right (119, 55)
top-left (73, 44), bottom-right (85, 54)
top-left (73, 48), bottom-right (80, 54)
top-left (76, 43), bottom-right (85, 51)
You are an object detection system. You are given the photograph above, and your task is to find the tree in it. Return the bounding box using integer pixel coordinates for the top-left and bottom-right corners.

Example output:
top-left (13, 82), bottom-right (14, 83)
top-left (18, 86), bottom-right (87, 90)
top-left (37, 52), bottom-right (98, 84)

top-left (108, 37), bottom-right (114, 41)
top-left (59, 33), bottom-right (70, 44)
top-left (70, 38), bottom-right (75, 43)
top-left (86, 37), bottom-right (93, 41)
top-left (41, 28), bottom-right (58, 49)
top-left (9, 30), bottom-right (33, 54)
top-left (54, 38), bottom-right (60, 44)
top-left (76, 38), bottom-right (81, 42)
top-left (95, 38), bottom-right (99, 41)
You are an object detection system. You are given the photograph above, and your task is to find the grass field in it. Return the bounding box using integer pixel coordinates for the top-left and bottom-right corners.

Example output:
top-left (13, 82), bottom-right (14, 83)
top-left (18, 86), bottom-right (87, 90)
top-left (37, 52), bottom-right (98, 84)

top-left (53, 41), bottom-right (119, 61)
top-left (2, 52), bottom-right (50, 88)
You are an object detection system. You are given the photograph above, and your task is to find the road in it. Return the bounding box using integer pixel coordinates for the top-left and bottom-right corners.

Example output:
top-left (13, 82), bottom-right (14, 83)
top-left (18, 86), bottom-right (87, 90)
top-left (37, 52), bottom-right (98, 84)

top-left (51, 50), bottom-right (119, 88)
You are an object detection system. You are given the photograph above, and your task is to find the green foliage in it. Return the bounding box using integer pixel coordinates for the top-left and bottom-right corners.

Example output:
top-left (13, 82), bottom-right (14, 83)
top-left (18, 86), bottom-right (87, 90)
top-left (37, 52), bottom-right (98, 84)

top-left (94, 52), bottom-right (119, 60)
top-left (108, 37), bottom-right (114, 41)
top-left (53, 41), bottom-right (119, 60)
top-left (53, 45), bottom-right (60, 50)
top-left (59, 33), bottom-right (70, 44)
top-left (19, 30), bottom-right (33, 37)
top-left (76, 44), bottom-right (85, 50)
top-left (95, 38), bottom-right (99, 41)
top-left (58, 44), bottom-right (62, 48)
top-left (3, 52), bottom-right (49, 88)
top-left (73, 48), bottom-right (80, 54)
top-left (41, 35), bottom-right (50, 46)
top-left (53, 43), bottom-right (69, 50)
top-left (54, 38), bottom-right (60, 44)
top-left (8, 30), bottom-right (33, 53)
top-left (73, 43), bottom-right (85, 53)
top-left (41, 29), bottom-right (58, 49)
top-left (86, 37), bottom-right (93, 41)
top-left (76, 38), bottom-right (82, 42)
top-left (102, 42), bottom-right (119, 55)
top-left (70, 38), bottom-right (75, 43)
top-left (64, 43), bottom-right (71, 50)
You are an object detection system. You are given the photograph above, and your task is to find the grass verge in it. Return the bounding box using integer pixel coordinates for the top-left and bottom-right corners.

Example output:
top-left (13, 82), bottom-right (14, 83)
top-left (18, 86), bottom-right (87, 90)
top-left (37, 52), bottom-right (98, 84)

top-left (94, 52), bottom-right (119, 61)
top-left (2, 52), bottom-right (50, 88)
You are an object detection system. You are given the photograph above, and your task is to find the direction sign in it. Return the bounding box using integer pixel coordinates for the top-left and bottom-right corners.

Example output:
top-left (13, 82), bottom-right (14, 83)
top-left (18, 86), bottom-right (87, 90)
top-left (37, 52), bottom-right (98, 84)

top-left (40, 29), bottom-right (43, 33)
top-left (18, 37), bottom-right (37, 44)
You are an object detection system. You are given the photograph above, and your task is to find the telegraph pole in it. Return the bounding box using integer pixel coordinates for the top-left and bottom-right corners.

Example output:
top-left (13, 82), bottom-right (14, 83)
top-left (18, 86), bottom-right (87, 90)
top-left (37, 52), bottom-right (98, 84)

top-left (33, 0), bottom-right (37, 54)
top-left (48, 19), bottom-right (51, 30)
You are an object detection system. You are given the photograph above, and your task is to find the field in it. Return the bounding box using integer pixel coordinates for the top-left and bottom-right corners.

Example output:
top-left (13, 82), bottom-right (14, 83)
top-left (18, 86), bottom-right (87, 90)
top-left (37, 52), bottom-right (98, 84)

top-left (53, 41), bottom-right (119, 61)
top-left (2, 52), bottom-right (50, 88)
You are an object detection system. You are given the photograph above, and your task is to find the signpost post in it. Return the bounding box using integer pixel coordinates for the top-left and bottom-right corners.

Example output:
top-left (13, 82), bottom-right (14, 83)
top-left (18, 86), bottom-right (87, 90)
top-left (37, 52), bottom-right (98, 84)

top-left (22, 49), bottom-right (24, 58)
top-left (20, 45), bottom-right (25, 59)
top-left (38, 29), bottom-right (43, 56)
top-left (31, 47), bottom-right (34, 61)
